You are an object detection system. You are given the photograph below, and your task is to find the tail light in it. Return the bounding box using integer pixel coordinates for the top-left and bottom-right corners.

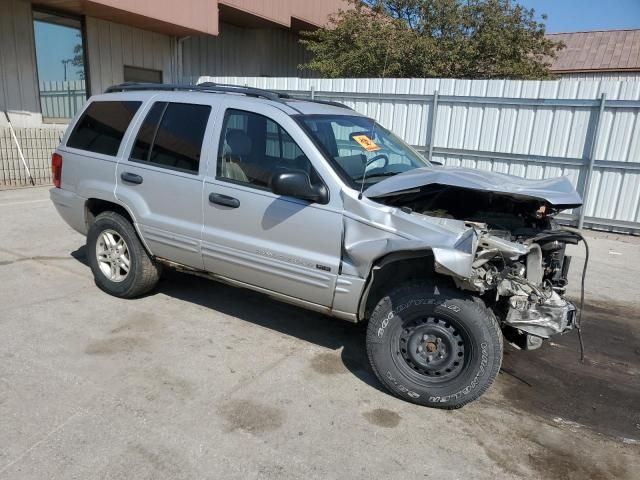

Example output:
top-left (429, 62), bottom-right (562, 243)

top-left (52, 153), bottom-right (63, 188)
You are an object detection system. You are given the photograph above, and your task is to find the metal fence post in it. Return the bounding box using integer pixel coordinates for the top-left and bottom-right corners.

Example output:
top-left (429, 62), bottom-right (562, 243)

top-left (578, 92), bottom-right (607, 229)
top-left (67, 83), bottom-right (73, 118)
top-left (310, 85), bottom-right (315, 101)
top-left (427, 90), bottom-right (439, 163)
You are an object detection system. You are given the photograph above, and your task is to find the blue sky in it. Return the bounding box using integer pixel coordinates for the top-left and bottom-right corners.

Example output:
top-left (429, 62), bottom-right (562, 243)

top-left (519, 0), bottom-right (640, 33)
top-left (33, 21), bottom-right (84, 82)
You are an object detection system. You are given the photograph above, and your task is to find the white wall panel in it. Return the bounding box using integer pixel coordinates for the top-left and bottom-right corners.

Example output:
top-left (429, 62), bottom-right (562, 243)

top-left (85, 17), bottom-right (176, 95)
top-left (181, 22), bottom-right (312, 81)
top-left (559, 72), bottom-right (640, 82)
top-left (0, 0), bottom-right (40, 115)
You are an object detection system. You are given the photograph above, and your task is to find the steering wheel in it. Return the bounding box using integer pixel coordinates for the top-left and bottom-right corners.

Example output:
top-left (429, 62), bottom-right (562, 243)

top-left (365, 153), bottom-right (389, 168)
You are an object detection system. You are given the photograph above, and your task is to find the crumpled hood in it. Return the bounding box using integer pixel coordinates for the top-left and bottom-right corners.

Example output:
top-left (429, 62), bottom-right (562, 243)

top-left (363, 166), bottom-right (583, 209)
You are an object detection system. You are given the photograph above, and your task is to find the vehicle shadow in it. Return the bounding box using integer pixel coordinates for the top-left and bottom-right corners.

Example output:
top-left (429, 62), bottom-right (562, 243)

top-left (69, 246), bottom-right (640, 439)
top-left (72, 244), bottom-right (385, 394)
top-left (71, 246), bottom-right (89, 266)
top-left (154, 268), bottom-right (385, 390)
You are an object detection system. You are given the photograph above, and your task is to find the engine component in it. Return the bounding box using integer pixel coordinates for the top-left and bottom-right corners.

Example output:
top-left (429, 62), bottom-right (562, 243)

top-left (504, 290), bottom-right (576, 338)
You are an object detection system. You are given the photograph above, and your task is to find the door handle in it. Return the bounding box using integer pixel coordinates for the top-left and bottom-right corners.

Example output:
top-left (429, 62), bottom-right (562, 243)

top-left (121, 172), bottom-right (143, 184)
top-left (209, 192), bottom-right (240, 208)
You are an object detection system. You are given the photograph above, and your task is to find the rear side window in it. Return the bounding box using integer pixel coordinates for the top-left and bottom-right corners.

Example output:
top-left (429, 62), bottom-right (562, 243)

top-left (130, 102), bottom-right (165, 161)
top-left (67, 101), bottom-right (141, 156)
top-left (130, 102), bottom-right (211, 174)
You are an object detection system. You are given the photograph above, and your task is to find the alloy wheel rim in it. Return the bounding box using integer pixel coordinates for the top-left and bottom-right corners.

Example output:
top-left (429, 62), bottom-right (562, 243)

top-left (96, 229), bottom-right (130, 282)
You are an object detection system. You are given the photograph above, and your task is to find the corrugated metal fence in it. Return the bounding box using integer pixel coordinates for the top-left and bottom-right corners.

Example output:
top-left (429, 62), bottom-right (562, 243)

top-left (202, 77), bottom-right (640, 232)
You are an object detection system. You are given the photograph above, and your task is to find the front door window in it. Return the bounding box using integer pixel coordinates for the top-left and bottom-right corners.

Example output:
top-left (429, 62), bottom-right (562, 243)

top-left (217, 108), bottom-right (322, 189)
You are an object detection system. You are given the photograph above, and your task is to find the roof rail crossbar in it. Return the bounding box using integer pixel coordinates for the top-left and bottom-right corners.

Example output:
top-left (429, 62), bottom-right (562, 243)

top-left (104, 82), bottom-right (291, 103)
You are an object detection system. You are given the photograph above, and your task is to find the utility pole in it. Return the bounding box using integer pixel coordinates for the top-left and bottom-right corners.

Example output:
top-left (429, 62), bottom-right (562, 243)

top-left (62, 59), bottom-right (74, 116)
top-left (62, 59), bottom-right (72, 81)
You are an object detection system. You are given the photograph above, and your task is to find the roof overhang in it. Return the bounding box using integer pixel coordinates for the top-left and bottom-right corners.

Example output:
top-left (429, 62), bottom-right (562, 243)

top-left (218, 4), bottom-right (321, 32)
top-left (31, 0), bottom-right (344, 37)
top-left (32, 0), bottom-right (219, 36)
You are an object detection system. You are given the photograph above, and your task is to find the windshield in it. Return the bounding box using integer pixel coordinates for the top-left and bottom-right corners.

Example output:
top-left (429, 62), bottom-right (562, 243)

top-left (298, 114), bottom-right (430, 188)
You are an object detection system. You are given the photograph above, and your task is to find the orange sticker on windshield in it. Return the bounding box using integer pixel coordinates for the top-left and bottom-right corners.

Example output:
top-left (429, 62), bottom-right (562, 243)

top-left (352, 134), bottom-right (381, 152)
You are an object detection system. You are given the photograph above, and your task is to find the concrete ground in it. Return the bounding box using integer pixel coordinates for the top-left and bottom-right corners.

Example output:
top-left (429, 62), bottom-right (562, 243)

top-left (1, 186), bottom-right (639, 480)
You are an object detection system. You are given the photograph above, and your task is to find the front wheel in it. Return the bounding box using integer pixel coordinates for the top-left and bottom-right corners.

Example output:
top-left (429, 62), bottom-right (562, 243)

top-left (366, 283), bottom-right (503, 409)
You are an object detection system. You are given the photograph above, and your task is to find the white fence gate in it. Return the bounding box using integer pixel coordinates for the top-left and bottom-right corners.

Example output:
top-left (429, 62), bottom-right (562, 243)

top-left (201, 76), bottom-right (640, 233)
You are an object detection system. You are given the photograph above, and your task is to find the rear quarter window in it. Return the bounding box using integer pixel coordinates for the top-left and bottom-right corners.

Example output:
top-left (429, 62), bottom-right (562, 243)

top-left (67, 100), bottom-right (141, 156)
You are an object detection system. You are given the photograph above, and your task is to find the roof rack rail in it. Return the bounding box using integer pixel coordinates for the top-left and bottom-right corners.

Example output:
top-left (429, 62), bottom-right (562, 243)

top-left (104, 82), bottom-right (291, 102)
top-left (104, 82), bottom-right (353, 110)
top-left (305, 99), bottom-right (354, 110)
top-left (197, 82), bottom-right (291, 101)
top-left (262, 90), bottom-right (353, 110)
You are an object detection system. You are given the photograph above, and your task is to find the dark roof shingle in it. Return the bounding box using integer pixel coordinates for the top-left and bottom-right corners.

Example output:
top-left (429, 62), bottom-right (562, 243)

top-left (546, 29), bottom-right (640, 73)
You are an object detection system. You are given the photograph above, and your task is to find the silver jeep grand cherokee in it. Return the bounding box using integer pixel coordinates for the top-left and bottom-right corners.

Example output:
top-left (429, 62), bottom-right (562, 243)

top-left (51, 82), bottom-right (584, 409)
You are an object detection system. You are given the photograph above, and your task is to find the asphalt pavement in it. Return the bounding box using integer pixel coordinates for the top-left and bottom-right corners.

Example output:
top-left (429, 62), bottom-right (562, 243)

top-left (1, 186), bottom-right (639, 479)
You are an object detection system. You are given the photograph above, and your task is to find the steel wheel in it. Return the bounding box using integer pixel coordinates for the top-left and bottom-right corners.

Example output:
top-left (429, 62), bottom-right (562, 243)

top-left (395, 315), bottom-right (468, 384)
top-left (95, 229), bottom-right (130, 283)
top-left (367, 283), bottom-right (503, 408)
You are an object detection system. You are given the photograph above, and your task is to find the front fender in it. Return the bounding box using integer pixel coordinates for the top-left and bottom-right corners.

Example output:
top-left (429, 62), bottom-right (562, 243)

top-left (432, 247), bottom-right (474, 279)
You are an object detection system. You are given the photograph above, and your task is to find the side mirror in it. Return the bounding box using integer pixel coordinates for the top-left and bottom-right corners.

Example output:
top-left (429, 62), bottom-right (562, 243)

top-left (271, 170), bottom-right (328, 204)
top-left (430, 160), bottom-right (443, 166)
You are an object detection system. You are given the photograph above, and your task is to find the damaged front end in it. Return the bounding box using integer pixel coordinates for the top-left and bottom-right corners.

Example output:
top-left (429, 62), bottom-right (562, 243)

top-left (362, 167), bottom-right (584, 350)
top-left (454, 226), bottom-right (580, 349)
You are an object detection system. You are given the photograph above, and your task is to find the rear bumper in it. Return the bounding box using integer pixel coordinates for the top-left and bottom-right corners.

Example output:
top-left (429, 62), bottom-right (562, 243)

top-left (50, 188), bottom-right (87, 235)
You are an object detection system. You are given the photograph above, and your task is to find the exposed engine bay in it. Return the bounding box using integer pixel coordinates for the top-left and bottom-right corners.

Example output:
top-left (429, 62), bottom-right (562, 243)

top-left (376, 184), bottom-right (585, 351)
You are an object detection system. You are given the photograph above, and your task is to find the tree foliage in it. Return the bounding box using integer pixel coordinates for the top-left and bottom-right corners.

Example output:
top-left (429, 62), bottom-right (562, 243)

top-left (72, 33), bottom-right (85, 80)
top-left (299, 0), bottom-right (563, 79)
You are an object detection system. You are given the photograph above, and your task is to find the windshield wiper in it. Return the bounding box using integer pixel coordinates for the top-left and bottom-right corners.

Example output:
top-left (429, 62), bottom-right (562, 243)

top-left (353, 171), bottom-right (400, 181)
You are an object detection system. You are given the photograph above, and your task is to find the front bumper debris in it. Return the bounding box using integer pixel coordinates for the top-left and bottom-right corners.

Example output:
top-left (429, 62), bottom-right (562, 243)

top-left (505, 291), bottom-right (576, 338)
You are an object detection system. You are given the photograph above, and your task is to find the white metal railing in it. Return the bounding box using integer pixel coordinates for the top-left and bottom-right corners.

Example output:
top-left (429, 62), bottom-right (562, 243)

top-left (39, 80), bottom-right (87, 119)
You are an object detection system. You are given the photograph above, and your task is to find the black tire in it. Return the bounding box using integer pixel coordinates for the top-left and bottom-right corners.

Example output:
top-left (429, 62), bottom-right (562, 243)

top-left (87, 211), bottom-right (161, 298)
top-left (366, 282), bottom-right (502, 409)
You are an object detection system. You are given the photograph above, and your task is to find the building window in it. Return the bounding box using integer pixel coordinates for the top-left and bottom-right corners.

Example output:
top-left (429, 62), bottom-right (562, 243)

top-left (33, 10), bottom-right (88, 120)
top-left (124, 66), bottom-right (163, 84)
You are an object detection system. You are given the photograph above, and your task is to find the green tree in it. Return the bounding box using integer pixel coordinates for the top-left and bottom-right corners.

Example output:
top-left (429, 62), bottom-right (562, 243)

top-left (299, 0), bottom-right (563, 79)
top-left (72, 33), bottom-right (85, 80)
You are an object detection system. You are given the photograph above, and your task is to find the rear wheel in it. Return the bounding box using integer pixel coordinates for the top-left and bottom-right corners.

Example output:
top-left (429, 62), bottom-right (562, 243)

top-left (366, 282), bottom-right (502, 409)
top-left (87, 211), bottom-right (161, 298)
